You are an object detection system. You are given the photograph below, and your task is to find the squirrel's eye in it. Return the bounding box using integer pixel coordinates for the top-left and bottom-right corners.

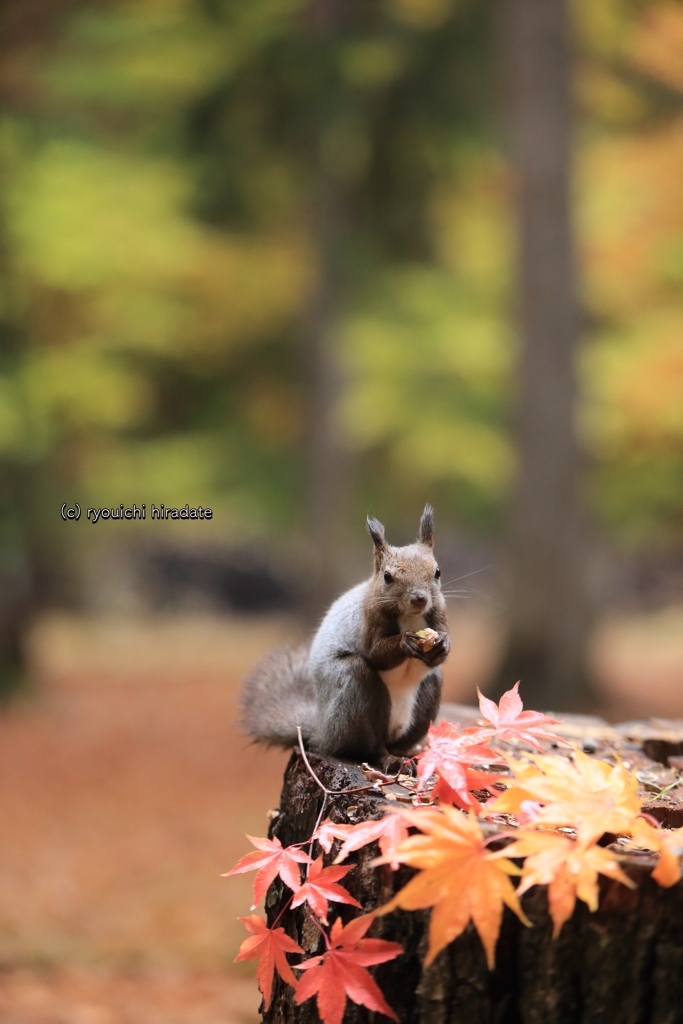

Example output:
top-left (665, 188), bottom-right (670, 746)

top-left (383, 571), bottom-right (393, 584)
top-left (435, 566), bottom-right (441, 579)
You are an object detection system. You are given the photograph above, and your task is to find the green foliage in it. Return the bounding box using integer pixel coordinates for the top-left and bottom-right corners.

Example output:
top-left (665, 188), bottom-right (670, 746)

top-left (0, 0), bottom-right (681, 590)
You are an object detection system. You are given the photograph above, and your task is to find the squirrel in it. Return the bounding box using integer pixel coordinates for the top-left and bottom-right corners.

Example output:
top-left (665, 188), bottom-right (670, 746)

top-left (241, 504), bottom-right (449, 764)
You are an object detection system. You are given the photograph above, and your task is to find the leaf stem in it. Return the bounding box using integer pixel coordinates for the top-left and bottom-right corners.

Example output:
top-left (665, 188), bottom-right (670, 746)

top-left (297, 726), bottom-right (331, 797)
top-left (306, 792), bottom-right (328, 877)
top-left (271, 892), bottom-right (295, 929)
top-left (306, 909), bottom-right (331, 950)
top-left (295, 726), bottom-right (406, 799)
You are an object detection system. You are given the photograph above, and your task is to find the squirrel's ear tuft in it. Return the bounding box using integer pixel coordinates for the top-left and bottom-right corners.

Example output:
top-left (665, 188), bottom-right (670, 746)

top-left (418, 504), bottom-right (434, 547)
top-left (366, 515), bottom-right (387, 554)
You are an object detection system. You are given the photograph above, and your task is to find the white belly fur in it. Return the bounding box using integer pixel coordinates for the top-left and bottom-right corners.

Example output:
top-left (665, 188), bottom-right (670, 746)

top-left (379, 615), bottom-right (428, 741)
top-left (379, 660), bottom-right (429, 740)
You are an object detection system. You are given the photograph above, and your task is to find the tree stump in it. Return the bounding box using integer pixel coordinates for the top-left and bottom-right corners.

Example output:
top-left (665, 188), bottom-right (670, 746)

top-left (261, 706), bottom-right (683, 1024)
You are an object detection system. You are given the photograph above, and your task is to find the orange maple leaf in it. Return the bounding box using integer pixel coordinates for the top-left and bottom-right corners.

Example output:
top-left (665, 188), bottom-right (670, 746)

top-left (235, 914), bottom-right (303, 1009)
top-left (290, 855), bottom-right (362, 924)
top-left (491, 748), bottom-right (641, 843)
top-left (375, 806), bottom-right (529, 968)
top-left (484, 757), bottom-right (551, 819)
top-left (623, 818), bottom-right (683, 887)
top-left (223, 835), bottom-right (311, 908)
top-left (477, 682), bottom-right (563, 749)
top-left (295, 914), bottom-right (401, 1024)
top-left (500, 829), bottom-right (635, 936)
top-left (416, 720), bottom-right (505, 811)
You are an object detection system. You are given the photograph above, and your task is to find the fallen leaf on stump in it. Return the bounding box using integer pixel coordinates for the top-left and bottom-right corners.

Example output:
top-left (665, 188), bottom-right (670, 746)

top-left (500, 829), bottom-right (635, 936)
top-left (477, 682), bottom-right (563, 749)
top-left (623, 818), bottom-right (683, 887)
top-left (235, 915), bottom-right (303, 1008)
top-left (331, 815), bottom-right (410, 868)
top-left (416, 720), bottom-right (505, 812)
top-left (290, 855), bottom-right (362, 924)
top-left (313, 819), bottom-right (353, 854)
top-left (498, 748), bottom-right (642, 844)
top-left (375, 805), bottom-right (529, 967)
top-left (223, 835), bottom-right (311, 907)
top-left (295, 914), bottom-right (401, 1024)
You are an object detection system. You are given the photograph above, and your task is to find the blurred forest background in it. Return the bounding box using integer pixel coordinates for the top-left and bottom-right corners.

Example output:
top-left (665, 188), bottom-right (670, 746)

top-left (0, 0), bottom-right (683, 1021)
top-left (1, 0), bottom-right (683, 692)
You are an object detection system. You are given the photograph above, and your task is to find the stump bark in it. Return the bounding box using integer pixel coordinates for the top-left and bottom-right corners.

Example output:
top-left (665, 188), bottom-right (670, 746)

top-left (261, 706), bottom-right (683, 1024)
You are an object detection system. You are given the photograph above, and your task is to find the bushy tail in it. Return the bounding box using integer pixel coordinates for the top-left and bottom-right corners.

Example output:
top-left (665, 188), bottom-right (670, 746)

top-left (240, 643), bottom-right (318, 749)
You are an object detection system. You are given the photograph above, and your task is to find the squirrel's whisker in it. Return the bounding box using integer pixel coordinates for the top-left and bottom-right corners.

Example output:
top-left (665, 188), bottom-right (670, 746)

top-left (440, 565), bottom-right (491, 588)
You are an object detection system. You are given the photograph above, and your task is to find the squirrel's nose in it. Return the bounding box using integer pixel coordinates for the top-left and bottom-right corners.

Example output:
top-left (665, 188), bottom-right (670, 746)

top-left (410, 593), bottom-right (428, 612)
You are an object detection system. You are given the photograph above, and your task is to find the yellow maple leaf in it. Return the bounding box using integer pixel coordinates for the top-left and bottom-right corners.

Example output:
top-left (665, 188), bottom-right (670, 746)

top-left (494, 748), bottom-right (641, 843)
top-left (487, 758), bottom-right (544, 816)
top-left (624, 818), bottom-right (683, 888)
top-left (375, 806), bottom-right (529, 968)
top-left (500, 829), bottom-right (635, 937)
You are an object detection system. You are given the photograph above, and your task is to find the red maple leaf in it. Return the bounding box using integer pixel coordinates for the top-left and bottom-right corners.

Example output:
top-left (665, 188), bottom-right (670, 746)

top-left (313, 819), bottom-right (354, 854)
top-left (416, 720), bottom-right (505, 811)
top-left (235, 915), bottom-right (303, 1009)
top-left (476, 682), bottom-right (562, 749)
top-left (223, 835), bottom-right (311, 908)
top-left (295, 914), bottom-right (401, 1024)
top-left (313, 814), bottom-right (411, 870)
top-left (290, 855), bottom-right (362, 924)
top-left (332, 815), bottom-right (410, 869)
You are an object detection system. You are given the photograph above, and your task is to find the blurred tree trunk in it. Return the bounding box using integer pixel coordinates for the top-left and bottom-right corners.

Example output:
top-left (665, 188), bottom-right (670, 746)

top-left (302, 188), bottom-right (348, 614)
top-left (302, 0), bottom-right (349, 615)
top-left (0, 0), bottom-right (79, 698)
top-left (0, 226), bottom-right (34, 698)
top-left (493, 0), bottom-right (592, 709)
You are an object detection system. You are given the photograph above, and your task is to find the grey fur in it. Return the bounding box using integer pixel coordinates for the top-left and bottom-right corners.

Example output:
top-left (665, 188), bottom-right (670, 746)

top-left (241, 643), bottom-right (317, 748)
top-left (306, 581), bottom-right (391, 759)
top-left (241, 582), bottom-right (376, 753)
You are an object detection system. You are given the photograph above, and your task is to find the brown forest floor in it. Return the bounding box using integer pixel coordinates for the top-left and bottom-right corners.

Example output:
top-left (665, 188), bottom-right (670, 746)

top-left (1, 608), bottom-right (683, 1022)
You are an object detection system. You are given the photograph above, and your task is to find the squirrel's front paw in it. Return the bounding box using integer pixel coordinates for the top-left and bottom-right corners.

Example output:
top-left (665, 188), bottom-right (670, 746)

top-left (404, 629), bottom-right (450, 665)
top-left (401, 632), bottom-right (427, 660)
top-left (423, 631), bottom-right (450, 666)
